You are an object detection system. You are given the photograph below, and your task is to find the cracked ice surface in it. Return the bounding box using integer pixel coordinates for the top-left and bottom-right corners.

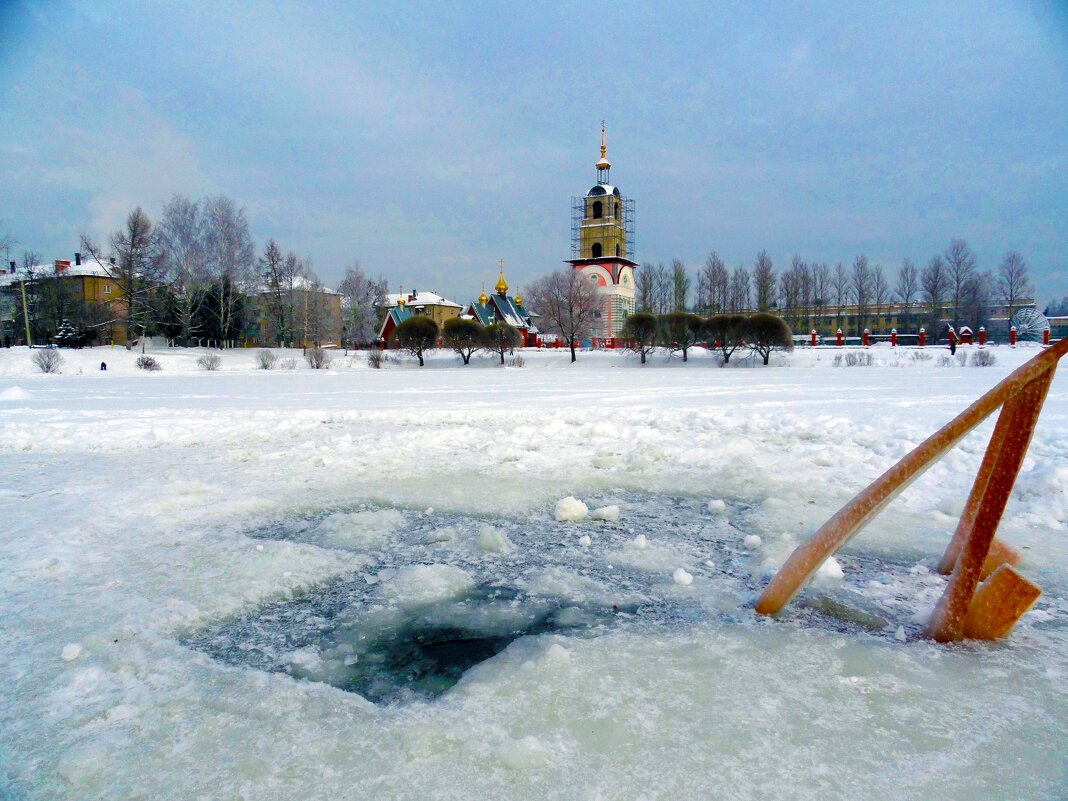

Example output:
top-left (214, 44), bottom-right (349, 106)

top-left (1, 344), bottom-right (1067, 800)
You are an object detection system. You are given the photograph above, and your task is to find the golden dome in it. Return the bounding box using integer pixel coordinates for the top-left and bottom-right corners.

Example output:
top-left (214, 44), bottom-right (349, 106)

top-left (397, 286), bottom-right (405, 306)
top-left (494, 260), bottom-right (508, 295)
top-left (514, 295), bottom-right (523, 307)
top-left (595, 121), bottom-right (611, 170)
top-left (478, 283), bottom-right (488, 306)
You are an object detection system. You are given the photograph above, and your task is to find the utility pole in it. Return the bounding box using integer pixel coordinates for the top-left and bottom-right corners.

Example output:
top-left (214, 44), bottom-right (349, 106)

top-left (19, 277), bottom-right (32, 346)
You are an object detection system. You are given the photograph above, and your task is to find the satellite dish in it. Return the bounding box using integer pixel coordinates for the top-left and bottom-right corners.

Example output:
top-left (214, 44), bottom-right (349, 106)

top-left (1010, 308), bottom-right (1049, 342)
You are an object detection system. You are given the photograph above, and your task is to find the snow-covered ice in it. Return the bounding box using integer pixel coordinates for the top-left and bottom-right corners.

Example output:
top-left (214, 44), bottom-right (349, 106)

top-left (2, 342), bottom-right (1067, 800)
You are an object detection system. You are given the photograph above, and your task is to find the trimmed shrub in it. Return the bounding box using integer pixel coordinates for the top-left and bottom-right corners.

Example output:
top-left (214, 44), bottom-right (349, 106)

top-left (390, 316), bottom-right (439, 366)
top-left (442, 317), bottom-right (483, 365)
top-left (136, 355), bottom-right (161, 372)
top-left (972, 350), bottom-right (996, 367)
top-left (480, 322), bottom-right (521, 365)
top-left (621, 312), bottom-right (659, 364)
top-left (743, 313), bottom-right (793, 365)
top-left (256, 350), bottom-right (278, 370)
top-left (703, 314), bottom-right (747, 364)
top-left (367, 350), bottom-right (384, 369)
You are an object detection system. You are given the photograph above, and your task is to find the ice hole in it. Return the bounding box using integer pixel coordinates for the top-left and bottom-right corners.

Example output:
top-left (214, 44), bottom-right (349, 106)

top-left (191, 581), bottom-right (633, 704)
top-left (186, 494), bottom-right (988, 704)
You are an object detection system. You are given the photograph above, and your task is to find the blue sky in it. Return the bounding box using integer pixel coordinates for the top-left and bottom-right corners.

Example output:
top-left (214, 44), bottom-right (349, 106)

top-left (2, 0), bottom-right (1066, 306)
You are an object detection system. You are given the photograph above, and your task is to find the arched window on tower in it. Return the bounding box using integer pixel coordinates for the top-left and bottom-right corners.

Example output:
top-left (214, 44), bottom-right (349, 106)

top-left (615, 244), bottom-right (621, 257)
top-left (592, 201), bottom-right (603, 219)
top-left (591, 243), bottom-right (602, 258)
top-left (614, 202), bottom-right (619, 218)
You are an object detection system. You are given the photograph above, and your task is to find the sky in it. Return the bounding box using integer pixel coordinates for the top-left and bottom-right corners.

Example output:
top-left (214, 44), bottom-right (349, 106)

top-left (1, 0), bottom-right (1066, 307)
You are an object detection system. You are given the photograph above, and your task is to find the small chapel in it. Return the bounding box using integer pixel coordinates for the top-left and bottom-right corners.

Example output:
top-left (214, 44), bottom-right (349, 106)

top-left (464, 261), bottom-right (539, 346)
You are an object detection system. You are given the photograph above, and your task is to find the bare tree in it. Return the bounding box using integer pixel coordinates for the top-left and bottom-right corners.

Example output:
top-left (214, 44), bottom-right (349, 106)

top-left (779, 266), bottom-right (800, 332)
top-left (526, 268), bottom-right (602, 362)
top-left (703, 251), bottom-right (729, 315)
top-left (694, 271), bottom-right (707, 315)
top-left (671, 259), bottom-right (691, 311)
top-left (729, 267), bottom-right (750, 312)
top-left (958, 270), bottom-right (992, 331)
top-left (871, 264), bottom-right (889, 333)
top-left (831, 261), bottom-right (850, 334)
top-left (753, 250), bottom-right (776, 311)
top-left (635, 263), bottom-right (656, 313)
top-left (798, 259), bottom-right (813, 334)
top-left (337, 261), bottom-right (387, 345)
top-left (944, 239), bottom-right (977, 330)
top-left (260, 239), bottom-right (301, 345)
top-left (0, 220), bottom-right (16, 268)
top-left (996, 251), bottom-right (1033, 321)
top-left (203, 195), bottom-right (255, 346)
top-left (921, 255), bottom-right (949, 334)
top-left (850, 255), bottom-right (872, 334)
top-left (81, 206), bottom-right (165, 343)
top-left (651, 262), bottom-right (672, 313)
top-left (895, 258), bottom-right (919, 334)
top-left (158, 195), bottom-right (209, 346)
top-left (811, 262), bottom-right (830, 334)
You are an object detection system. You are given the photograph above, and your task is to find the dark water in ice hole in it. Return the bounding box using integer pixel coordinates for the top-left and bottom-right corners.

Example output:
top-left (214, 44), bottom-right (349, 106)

top-left (185, 492), bottom-right (1065, 705)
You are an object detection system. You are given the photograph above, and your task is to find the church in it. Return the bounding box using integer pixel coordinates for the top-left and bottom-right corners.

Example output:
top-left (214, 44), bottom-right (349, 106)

top-left (566, 125), bottom-right (638, 341)
top-left (464, 262), bottom-right (539, 346)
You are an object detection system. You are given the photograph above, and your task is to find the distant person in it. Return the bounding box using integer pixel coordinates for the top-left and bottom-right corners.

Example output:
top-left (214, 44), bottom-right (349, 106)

top-left (100, 362), bottom-right (107, 371)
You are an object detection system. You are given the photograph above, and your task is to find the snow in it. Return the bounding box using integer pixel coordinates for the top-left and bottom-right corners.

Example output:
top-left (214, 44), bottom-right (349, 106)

top-left (591, 504), bottom-right (620, 522)
top-left (673, 567), bottom-right (694, 585)
top-left (554, 496), bottom-right (589, 522)
top-left (2, 342), bottom-right (1068, 800)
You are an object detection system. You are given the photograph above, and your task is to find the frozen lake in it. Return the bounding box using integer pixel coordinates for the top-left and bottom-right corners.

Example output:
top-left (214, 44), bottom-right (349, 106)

top-left (1, 343), bottom-right (1066, 799)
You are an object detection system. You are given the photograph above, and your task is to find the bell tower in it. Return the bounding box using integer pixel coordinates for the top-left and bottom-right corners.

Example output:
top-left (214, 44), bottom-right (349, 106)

top-left (567, 123), bottom-right (637, 339)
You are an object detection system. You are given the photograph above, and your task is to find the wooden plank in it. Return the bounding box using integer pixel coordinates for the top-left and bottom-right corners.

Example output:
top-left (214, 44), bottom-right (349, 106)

top-left (962, 565), bottom-right (1042, 640)
top-left (755, 335), bottom-right (1068, 617)
top-left (925, 367), bottom-right (1055, 642)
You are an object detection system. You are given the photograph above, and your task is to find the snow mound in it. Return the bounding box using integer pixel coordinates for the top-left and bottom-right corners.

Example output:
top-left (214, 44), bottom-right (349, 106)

top-left (707, 499), bottom-right (727, 514)
top-left (578, 534), bottom-right (592, 547)
top-left (0, 386), bottom-right (31, 400)
top-left (60, 643), bottom-right (83, 662)
top-left (743, 534), bottom-right (762, 549)
top-left (555, 496), bottom-right (588, 522)
top-left (592, 504), bottom-right (620, 522)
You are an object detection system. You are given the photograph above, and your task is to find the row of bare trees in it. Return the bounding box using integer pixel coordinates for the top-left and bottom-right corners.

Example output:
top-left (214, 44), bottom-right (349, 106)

top-left (4, 200), bottom-right (386, 348)
top-left (638, 241), bottom-right (1035, 336)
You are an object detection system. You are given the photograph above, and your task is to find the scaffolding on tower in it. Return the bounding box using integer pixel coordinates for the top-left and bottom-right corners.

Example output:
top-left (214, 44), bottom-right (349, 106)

top-left (570, 196), bottom-right (636, 261)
